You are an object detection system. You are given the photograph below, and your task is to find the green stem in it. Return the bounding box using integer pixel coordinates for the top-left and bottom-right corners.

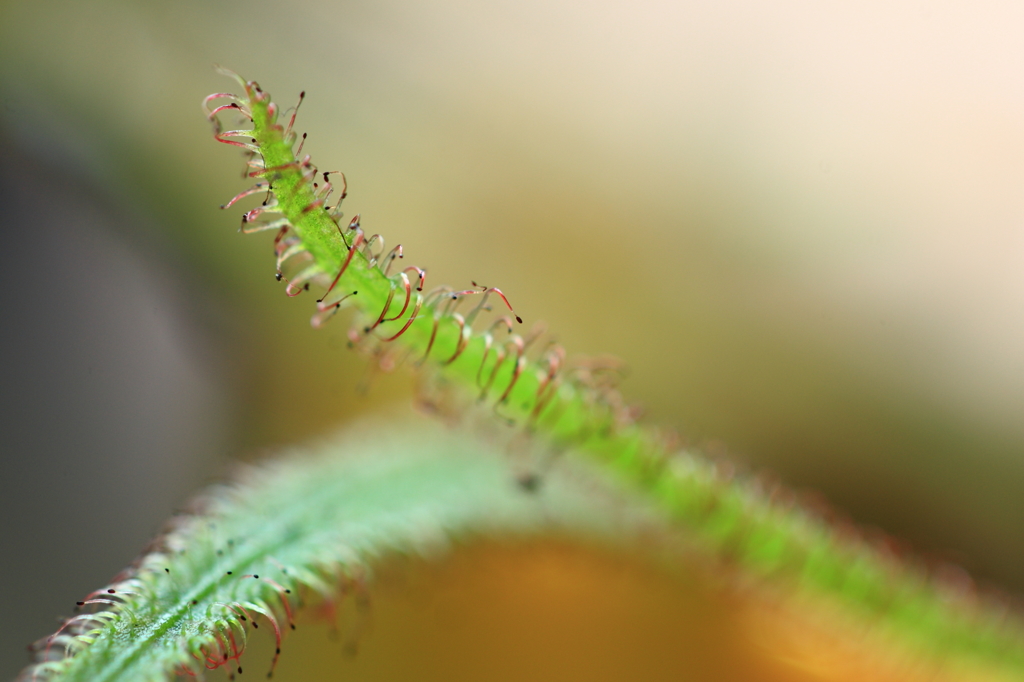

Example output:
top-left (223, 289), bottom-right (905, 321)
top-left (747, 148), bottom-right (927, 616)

top-left (209, 68), bottom-right (1024, 676)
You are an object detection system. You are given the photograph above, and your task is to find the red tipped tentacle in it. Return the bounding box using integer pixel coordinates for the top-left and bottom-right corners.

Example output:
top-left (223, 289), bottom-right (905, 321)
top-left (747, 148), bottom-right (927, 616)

top-left (331, 175), bottom-right (356, 215)
top-left (203, 92), bottom-right (248, 116)
top-left (443, 313), bottom-right (471, 366)
top-left (421, 285), bottom-right (455, 309)
top-left (464, 291), bottom-right (493, 325)
top-left (213, 65), bottom-right (250, 91)
top-left (247, 160), bottom-right (301, 180)
top-left (80, 587), bottom-right (138, 603)
top-left (284, 265), bottom-right (319, 297)
top-left (381, 272), bottom-right (412, 323)
top-left (273, 232), bottom-right (301, 258)
top-left (265, 99), bottom-right (279, 124)
top-left (441, 290), bottom-right (468, 317)
top-left (74, 598), bottom-right (132, 612)
top-left (495, 336), bottom-right (527, 406)
top-left (320, 230), bottom-right (365, 303)
top-left (260, 577), bottom-right (296, 629)
top-left (214, 131), bottom-right (260, 153)
top-left (477, 335), bottom-right (494, 388)
top-left (311, 291), bottom-right (358, 329)
top-left (241, 216), bottom-right (291, 235)
top-left (206, 101), bottom-right (252, 122)
top-left (241, 601), bottom-right (283, 665)
top-left (379, 244), bottom-right (403, 276)
top-left (365, 283), bottom-right (396, 333)
top-left (379, 293), bottom-right (424, 342)
top-left (293, 131), bottom-right (308, 157)
top-left (317, 170), bottom-right (346, 211)
top-left (402, 266), bottom-right (426, 291)
top-left (275, 241), bottom-right (308, 273)
top-left (345, 214), bottom-right (361, 234)
top-left (282, 90), bottom-right (305, 139)
top-left (465, 281), bottom-right (522, 324)
top-left (479, 346), bottom-right (508, 402)
top-left (42, 614), bottom-right (110, 663)
top-left (476, 316), bottom-right (515, 388)
top-left (242, 202), bottom-right (283, 224)
top-left (360, 233), bottom-right (385, 268)
top-left (416, 312), bottom-right (442, 367)
top-left (300, 198), bottom-right (324, 216)
top-left (530, 345), bottom-right (566, 425)
top-left (487, 287), bottom-right (522, 324)
top-left (221, 182), bottom-right (270, 209)
top-left (321, 170), bottom-right (346, 199)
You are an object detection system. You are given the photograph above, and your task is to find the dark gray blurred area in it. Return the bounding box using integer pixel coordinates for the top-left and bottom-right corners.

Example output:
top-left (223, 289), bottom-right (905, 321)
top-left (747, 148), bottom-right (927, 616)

top-left (0, 134), bottom-right (228, 679)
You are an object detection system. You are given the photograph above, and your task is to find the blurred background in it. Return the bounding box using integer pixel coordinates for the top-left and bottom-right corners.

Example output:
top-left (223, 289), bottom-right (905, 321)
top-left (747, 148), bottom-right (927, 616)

top-left (1, 0), bottom-right (1022, 679)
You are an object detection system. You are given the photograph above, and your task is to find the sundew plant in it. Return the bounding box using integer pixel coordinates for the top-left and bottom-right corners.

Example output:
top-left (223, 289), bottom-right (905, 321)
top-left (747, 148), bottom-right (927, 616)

top-left (17, 69), bottom-right (1024, 682)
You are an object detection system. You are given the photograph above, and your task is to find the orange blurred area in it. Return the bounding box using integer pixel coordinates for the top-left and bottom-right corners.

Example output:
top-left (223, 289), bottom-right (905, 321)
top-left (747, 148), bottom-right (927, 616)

top-left (235, 540), bottom-right (1006, 682)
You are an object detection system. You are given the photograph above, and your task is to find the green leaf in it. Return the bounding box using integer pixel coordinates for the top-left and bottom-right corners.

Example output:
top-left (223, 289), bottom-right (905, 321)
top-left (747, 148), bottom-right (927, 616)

top-left (22, 420), bottom-right (636, 682)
